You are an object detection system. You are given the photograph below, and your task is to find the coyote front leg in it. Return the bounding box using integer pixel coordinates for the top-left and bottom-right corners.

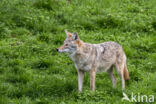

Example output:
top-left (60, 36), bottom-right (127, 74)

top-left (90, 69), bottom-right (96, 91)
top-left (78, 70), bottom-right (84, 92)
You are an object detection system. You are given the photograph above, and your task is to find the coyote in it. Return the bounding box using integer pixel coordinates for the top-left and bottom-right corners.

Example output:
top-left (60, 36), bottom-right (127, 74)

top-left (57, 30), bottom-right (129, 92)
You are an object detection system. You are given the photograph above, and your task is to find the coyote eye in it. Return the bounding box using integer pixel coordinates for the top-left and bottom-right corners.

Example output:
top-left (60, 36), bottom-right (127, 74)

top-left (65, 44), bottom-right (68, 46)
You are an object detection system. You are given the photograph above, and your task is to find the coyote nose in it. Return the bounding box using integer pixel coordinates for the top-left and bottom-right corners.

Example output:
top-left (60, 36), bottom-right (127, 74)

top-left (56, 48), bottom-right (59, 52)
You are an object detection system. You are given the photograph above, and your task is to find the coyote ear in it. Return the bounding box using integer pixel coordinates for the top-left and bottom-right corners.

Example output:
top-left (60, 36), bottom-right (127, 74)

top-left (65, 29), bottom-right (68, 36)
top-left (65, 29), bottom-right (72, 37)
top-left (72, 32), bottom-right (79, 40)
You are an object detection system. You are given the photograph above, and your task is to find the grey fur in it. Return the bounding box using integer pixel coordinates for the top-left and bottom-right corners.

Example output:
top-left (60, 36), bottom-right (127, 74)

top-left (58, 31), bottom-right (129, 92)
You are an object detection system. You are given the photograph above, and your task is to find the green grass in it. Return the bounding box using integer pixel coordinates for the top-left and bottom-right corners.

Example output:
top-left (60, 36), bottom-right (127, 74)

top-left (0, 0), bottom-right (156, 103)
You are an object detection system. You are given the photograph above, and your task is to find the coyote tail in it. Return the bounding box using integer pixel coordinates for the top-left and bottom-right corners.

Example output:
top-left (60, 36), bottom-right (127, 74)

top-left (124, 64), bottom-right (129, 80)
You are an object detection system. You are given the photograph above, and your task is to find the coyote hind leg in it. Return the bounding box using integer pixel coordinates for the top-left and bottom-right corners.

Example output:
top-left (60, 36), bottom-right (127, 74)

top-left (115, 62), bottom-right (125, 90)
top-left (107, 66), bottom-right (117, 88)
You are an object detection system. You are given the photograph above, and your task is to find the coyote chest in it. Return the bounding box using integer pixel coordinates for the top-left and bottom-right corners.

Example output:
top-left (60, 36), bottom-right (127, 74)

top-left (70, 52), bottom-right (92, 71)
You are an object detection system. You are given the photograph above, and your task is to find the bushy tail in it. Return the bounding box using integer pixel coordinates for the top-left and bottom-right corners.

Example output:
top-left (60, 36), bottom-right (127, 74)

top-left (124, 64), bottom-right (129, 80)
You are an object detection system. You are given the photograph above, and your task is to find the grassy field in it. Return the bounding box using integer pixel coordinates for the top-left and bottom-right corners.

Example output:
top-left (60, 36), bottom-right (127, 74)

top-left (0, 0), bottom-right (156, 103)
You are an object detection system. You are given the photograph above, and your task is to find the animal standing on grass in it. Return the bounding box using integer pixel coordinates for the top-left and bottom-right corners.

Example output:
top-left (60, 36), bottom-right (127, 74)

top-left (57, 30), bottom-right (129, 92)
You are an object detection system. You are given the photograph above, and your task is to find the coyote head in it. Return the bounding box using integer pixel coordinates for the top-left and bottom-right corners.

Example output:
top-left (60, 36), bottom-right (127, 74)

top-left (57, 30), bottom-right (82, 54)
